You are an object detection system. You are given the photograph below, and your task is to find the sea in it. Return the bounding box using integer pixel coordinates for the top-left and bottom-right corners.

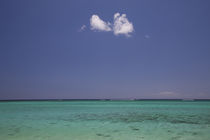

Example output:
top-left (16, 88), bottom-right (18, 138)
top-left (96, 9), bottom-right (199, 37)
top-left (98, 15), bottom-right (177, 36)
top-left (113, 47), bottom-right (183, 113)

top-left (0, 100), bottom-right (210, 140)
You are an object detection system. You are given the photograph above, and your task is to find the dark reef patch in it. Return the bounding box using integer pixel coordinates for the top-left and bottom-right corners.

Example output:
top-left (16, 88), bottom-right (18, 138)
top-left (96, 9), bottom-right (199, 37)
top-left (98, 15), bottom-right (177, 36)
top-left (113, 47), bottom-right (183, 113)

top-left (48, 122), bottom-right (57, 125)
top-left (167, 130), bottom-right (172, 133)
top-left (192, 132), bottom-right (198, 135)
top-left (68, 113), bottom-right (210, 125)
top-left (129, 126), bottom-right (140, 131)
top-left (14, 127), bottom-right (21, 133)
top-left (171, 136), bottom-right (181, 140)
top-left (8, 133), bottom-right (15, 136)
top-left (96, 133), bottom-right (111, 137)
top-left (112, 130), bottom-right (120, 132)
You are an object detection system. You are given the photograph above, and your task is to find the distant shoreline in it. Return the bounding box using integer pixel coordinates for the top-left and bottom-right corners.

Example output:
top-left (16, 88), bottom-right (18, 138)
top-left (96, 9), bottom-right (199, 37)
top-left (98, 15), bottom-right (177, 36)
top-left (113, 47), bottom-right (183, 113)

top-left (0, 99), bottom-right (210, 102)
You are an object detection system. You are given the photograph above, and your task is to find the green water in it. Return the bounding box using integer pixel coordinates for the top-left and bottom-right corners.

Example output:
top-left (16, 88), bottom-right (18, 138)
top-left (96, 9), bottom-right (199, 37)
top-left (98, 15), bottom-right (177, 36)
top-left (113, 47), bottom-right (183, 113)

top-left (0, 101), bottom-right (210, 140)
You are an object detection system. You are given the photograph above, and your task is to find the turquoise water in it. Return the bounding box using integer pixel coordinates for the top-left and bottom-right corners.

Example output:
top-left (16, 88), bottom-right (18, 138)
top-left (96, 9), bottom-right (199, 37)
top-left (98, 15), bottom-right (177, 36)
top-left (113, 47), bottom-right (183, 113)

top-left (0, 101), bottom-right (210, 140)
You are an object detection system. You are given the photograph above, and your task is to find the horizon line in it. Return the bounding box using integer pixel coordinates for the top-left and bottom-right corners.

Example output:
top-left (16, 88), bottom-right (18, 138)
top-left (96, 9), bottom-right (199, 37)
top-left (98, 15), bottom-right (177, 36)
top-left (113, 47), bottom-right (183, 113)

top-left (0, 98), bottom-right (210, 102)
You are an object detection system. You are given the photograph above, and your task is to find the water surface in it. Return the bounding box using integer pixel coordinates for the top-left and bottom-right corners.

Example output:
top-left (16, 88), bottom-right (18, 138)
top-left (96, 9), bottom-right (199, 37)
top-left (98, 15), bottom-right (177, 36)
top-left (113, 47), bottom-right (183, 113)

top-left (0, 100), bottom-right (210, 140)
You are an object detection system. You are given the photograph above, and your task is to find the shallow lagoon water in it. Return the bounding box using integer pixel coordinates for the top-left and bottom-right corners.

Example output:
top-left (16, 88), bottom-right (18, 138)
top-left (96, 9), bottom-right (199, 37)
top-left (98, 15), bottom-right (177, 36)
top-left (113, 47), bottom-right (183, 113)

top-left (0, 100), bottom-right (210, 140)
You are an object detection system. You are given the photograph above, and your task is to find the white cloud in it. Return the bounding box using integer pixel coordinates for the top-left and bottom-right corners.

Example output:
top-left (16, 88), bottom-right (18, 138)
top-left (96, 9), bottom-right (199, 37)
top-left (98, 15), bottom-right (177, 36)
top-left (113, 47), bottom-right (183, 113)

top-left (113, 13), bottom-right (134, 36)
top-left (88, 13), bottom-right (134, 37)
top-left (79, 25), bottom-right (86, 32)
top-left (90, 15), bottom-right (112, 32)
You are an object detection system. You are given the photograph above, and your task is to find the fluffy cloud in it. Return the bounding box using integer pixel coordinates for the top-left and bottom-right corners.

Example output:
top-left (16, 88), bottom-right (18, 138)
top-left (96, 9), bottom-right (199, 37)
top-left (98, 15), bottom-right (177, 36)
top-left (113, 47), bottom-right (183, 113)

top-left (89, 13), bottom-right (134, 37)
top-left (113, 13), bottom-right (134, 36)
top-left (90, 15), bottom-right (112, 32)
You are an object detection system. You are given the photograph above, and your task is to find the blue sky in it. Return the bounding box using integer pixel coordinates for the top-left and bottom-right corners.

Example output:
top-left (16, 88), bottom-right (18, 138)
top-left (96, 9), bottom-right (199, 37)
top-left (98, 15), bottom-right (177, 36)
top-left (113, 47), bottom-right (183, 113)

top-left (0, 0), bottom-right (210, 99)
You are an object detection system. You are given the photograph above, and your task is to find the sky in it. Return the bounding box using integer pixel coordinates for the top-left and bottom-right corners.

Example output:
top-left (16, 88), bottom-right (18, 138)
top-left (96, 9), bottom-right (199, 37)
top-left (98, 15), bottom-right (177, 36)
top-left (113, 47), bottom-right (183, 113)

top-left (0, 0), bottom-right (210, 99)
